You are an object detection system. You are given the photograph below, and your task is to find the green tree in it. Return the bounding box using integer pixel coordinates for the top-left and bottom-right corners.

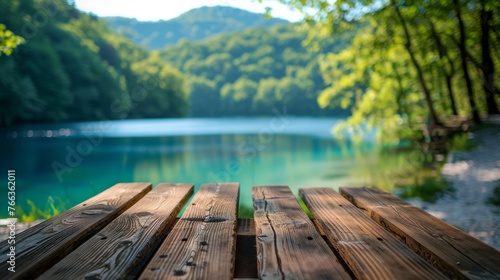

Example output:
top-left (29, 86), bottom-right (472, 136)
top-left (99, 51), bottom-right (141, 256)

top-left (274, 0), bottom-right (500, 140)
top-left (0, 0), bottom-right (188, 125)
top-left (159, 22), bottom-right (355, 117)
top-left (188, 77), bottom-right (220, 117)
top-left (254, 77), bottom-right (280, 111)
top-left (221, 77), bottom-right (257, 115)
top-left (0, 57), bottom-right (41, 124)
top-left (0, 24), bottom-right (24, 56)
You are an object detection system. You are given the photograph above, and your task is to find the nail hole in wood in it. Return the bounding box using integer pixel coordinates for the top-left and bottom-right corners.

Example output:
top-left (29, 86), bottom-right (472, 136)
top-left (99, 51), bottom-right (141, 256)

top-left (377, 237), bottom-right (383, 241)
top-left (181, 238), bottom-right (188, 242)
top-left (307, 236), bottom-right (313, 240)
top-left (173, 270), bottom-right (186, 276)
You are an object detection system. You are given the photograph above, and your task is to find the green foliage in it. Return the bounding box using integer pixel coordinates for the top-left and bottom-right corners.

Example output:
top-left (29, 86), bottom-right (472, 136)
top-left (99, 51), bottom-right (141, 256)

top-left (276, 0), bottom-right (500, 142)
top-left (105, 6), bottom-right (288, 49)
top-left (17, 196), bottom-right (65, 222)
top-left (0, 0), bottom-right (188, 125)
top-left (0, 24), bottom-right (24, 55)
top-left (398, 177), bottom-right (451, 203)
top-left (238, 205), bottom-right (254, 218)
top-left (158, 23), bottom-right (357, 117)
top-left (350, 144), bottom-right (452, 202)
top-left (450, 133), bottom-right (476, 151)
top-left (130, 54), bottom-right (189, 118)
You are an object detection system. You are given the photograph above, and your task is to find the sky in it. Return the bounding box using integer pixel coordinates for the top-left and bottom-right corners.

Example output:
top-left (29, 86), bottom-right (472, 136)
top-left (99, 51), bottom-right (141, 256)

top-left (73, 0), bottom-right (304, 22)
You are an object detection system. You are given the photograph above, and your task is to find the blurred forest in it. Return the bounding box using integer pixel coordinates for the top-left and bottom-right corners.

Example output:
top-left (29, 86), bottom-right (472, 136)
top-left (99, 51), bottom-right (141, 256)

top-left (1, 0), bottom-right (499, 142)
top-left (274, 0), bottom-right (500, 141)
top-left (158, 23), bottom-right (355, 117)
top-left (0, 0), bottom-right (188, 125)
top-left (105, 6), bottom-right (288, 49)
top-left (0, 1), bottom-right (349, 126)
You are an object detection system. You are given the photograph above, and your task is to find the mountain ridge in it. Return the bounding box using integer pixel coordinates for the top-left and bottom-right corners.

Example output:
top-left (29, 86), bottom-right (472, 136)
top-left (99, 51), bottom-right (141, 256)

top-left (104, 6), bottom-right (289, 49)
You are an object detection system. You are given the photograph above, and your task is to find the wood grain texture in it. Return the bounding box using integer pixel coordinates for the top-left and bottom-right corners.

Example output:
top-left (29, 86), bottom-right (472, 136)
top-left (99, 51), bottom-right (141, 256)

top-left (37, 183), bottom-right (193, 280)
top-left (139, 183), bottom-right (239, 280)
top-left (340, 186), bottom-right (500, 280)
top-left (253, 186), bottom-right (351, 280)
top-left (237, 218), bottom-right (256, 236)
top-left (300, 187), bottom-right (446, 280)
top-left (0, 183), bottom-right (151, 280)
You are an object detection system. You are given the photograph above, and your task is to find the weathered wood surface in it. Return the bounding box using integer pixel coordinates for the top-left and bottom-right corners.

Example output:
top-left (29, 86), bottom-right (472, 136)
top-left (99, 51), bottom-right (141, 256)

top-left (0, 183), bottom-right (151, 280)
top-left (38, 183), bottom-right (193, 280)
top-left (139, 183), bottom-right (239, 280)
top-left (4, 182), bottom-right (499, 280)
top-left (341, 186), bottom-right (500, 280)
top-left (300, 187), bottom-right (446, 280)
top-left (252, 186), bottom-right (351, 280)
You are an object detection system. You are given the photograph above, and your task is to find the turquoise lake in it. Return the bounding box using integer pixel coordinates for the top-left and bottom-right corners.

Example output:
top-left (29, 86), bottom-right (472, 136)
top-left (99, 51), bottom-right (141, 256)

top-left (1, 117), bottom-right (388, 218)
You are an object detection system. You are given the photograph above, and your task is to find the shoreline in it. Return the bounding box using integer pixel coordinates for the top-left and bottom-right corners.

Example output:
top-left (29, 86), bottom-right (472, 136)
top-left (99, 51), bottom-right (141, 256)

top-left (408, 123), bottom-right (500, 249)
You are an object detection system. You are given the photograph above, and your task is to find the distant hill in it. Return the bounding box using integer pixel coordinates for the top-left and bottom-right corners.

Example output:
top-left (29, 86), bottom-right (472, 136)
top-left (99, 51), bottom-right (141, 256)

top-left (158, 23), bottom-right (357, 117)
top-left (104, 6), bottom-right (289, 49)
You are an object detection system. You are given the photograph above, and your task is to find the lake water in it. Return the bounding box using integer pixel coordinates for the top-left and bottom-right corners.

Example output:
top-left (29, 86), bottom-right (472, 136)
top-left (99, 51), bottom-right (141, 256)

top-left (0, 117), bottom-right (401, 219)
top-left (2, 117), bottom-right (499, 249)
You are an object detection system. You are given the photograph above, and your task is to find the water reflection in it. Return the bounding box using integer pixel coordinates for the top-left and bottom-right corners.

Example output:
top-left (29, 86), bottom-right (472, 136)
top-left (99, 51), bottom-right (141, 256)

top-left (348, 145), bottom-right (454, 203)
top-left (488, 185), bottom-right (500, 206)
top-left (0, 118), bottom-right (450, 220)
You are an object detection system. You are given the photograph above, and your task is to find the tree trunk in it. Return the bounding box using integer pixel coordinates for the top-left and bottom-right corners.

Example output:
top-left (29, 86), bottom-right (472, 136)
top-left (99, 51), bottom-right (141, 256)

top-left (452, 35), bottom-right (500, 97)
top-left (393, 2), bottom-right (443, 126)
top-left (481, 7), bottom-right (499, 114)
top-left (429, 20), bottom-right (458, 116)
top-left (454, 0), bottom-right (481, 123)
top-left (444, 75), bottom-right (458, 116)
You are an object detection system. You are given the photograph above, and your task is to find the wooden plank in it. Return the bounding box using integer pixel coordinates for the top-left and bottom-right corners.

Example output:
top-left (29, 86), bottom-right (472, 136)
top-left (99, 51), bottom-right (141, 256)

top-left (38, 183), bottom-right (193, 280)
top-left (300, 187), bottom-right (446, 280)
top-left (139, 183), bottom-right (239, 280)
top-left (237, 218), bottom-right (256, 236)
top-left (0, 182), bottom-right (151, 280)
top-left (234, 218), bottom-right (258, 279)
top-left (340, 186), bottom-right (500, 280)
top-left (253, 186), bottom-right (351, 280)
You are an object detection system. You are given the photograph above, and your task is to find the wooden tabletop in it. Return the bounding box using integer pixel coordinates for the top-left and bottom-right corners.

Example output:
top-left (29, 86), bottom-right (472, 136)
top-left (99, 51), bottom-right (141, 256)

top-left (1, 183), bottom-right (499, 280)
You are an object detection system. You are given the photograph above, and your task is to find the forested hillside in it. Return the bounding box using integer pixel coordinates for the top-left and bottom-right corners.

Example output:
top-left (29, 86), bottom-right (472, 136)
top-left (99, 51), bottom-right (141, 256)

top-left (158, 23), bottom-right (356, 117)
top-left (0, 0), bottom-right (188, 125)
top-left (105, 6), bottom-right (288, 49)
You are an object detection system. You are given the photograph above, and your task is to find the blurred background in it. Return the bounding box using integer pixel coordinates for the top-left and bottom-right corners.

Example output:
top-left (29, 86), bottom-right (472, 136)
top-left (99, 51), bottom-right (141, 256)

top-left (0, 0), bottom-right (499, 248)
